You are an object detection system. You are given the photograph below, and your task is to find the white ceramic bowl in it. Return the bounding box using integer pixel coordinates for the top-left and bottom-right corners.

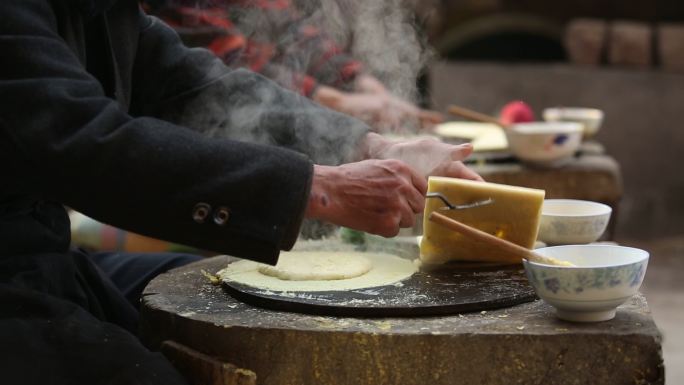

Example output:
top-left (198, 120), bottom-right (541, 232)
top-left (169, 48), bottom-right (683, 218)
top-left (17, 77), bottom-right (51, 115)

top-left (543, 107), bottom-right (604, 138)
top-left (505, 122), bottom-right (583, 167)
top-left (523, 245), bottom-right (649, 322)
top-left (538, 199), bottom-right (612, 245)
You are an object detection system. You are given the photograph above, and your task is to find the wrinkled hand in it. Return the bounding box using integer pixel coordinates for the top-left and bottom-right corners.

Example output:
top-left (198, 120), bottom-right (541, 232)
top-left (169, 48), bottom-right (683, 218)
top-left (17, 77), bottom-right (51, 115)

top-left (362, 133), bottom-right (483, 181)
top-left (305, 160), bottom-right (427, 237)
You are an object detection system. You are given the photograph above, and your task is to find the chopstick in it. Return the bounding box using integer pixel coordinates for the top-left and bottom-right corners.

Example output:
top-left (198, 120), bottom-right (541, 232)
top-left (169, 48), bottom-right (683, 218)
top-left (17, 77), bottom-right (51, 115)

top-left (448, 105), bottom-right (510, 129)
top-left (428, 212), bottom-right (574, 267)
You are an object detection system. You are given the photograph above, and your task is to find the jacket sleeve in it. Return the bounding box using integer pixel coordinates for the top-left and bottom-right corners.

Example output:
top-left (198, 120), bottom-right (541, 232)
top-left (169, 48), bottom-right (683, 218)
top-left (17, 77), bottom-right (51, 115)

top-left (0, 0), bottom-right (324, 263)
top-left (130, 12), bottom-right (370, 167)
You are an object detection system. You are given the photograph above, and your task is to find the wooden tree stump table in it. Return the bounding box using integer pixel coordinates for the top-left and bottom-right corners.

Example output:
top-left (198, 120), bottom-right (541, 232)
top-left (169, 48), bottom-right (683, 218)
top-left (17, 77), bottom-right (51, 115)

top-left (141, 256), bottom-right (663, 385)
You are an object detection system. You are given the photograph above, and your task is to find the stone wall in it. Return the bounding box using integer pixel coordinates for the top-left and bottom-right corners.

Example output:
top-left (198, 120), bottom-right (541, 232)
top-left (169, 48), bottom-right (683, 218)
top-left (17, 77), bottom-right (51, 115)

top-left (428, 62), bottom-right (684, 240)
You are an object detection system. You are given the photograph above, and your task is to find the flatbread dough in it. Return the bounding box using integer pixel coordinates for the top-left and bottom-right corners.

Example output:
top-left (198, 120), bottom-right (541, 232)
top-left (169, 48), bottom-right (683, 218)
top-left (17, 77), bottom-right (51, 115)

top-left (258, 252), bottom-right (372, 281)
top-left (219, 251), bottom-right (417, 292)
top-left (433, 122), bottom-right (508, 152)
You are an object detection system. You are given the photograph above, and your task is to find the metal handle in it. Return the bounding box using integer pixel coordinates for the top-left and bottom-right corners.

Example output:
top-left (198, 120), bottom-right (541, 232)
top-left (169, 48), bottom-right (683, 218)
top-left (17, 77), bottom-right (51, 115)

top-left (426, 192), bottom-right (494, 211)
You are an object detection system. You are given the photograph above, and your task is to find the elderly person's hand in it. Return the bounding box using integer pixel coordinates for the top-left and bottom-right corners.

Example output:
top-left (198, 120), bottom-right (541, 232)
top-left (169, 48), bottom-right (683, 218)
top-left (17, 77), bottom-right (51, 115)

top-left (305, 133), bottom-right (481, 237)
top-left (306, 159), bottom-right (427, 237)
top-left (361, 133), bottom-right (483, 181)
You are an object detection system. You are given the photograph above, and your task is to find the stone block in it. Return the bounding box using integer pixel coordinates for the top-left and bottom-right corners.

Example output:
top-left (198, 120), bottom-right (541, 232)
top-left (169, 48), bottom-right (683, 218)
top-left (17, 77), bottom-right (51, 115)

top-left (564, 18), bottom-right (608, 66)
top-left (608, 21), bottom-right (653, 69)
top-left (658, 23), bottom-right (684, 73)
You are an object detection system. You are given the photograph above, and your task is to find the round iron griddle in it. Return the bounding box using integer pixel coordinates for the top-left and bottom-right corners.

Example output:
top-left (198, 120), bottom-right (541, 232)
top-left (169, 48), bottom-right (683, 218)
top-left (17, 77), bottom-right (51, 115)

top-left (221, 262), bottom-right (536, 317)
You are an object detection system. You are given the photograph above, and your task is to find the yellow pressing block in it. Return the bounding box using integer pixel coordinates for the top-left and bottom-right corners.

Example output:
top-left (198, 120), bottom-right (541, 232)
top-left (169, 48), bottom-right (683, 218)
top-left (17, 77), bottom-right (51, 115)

top-left (421, 177), bottom-right (545, 264)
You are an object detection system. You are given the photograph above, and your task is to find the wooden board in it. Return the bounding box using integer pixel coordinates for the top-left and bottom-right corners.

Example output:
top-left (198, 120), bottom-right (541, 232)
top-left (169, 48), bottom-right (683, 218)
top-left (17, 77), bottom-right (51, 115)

top-left (221, 262), bottom-right (536, 317)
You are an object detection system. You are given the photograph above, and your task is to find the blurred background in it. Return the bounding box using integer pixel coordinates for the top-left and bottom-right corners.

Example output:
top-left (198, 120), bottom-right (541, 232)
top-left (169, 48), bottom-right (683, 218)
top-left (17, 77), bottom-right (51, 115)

top-left (421, 0), bottom-right (684, 240)
top-left (420, 1), bottom-right (684, 382)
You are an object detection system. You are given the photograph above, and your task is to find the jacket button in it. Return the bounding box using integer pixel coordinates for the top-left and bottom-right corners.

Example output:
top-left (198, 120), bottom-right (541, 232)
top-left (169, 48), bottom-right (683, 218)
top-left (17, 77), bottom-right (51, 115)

top-left (213, 206), bottom-right (230, 226)
top-left (192, 203), bottom-right (211, 223)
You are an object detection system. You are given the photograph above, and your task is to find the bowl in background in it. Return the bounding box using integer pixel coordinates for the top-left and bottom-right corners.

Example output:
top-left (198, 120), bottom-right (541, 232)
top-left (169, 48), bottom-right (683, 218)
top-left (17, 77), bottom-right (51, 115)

top-left (505, 122), bottom-right (583, 167)
top-left (543, 107), bottom-right (604, 138)
top-left (538, 199), bottom-right (612, 245)
top-left (523, 245), bottom-right (649, 322)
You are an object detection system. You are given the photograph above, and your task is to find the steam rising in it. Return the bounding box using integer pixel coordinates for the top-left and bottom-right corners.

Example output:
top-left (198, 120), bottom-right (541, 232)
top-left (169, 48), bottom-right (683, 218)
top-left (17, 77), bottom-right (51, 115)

top-left (296, 0), bottom-right (435, 102)
top-left (225, 0), bottom-right (435, 104)
top-left (167, 0), bottom-right (438, 158)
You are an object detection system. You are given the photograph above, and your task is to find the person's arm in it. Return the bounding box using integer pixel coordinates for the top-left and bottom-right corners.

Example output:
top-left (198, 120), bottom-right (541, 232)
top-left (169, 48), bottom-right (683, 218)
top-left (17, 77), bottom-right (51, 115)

top-left (127, 13), bottom-right (480, 186)
top-left (0, 0), bottom-right (314, 263)
top-left (147, 4), bottom-right (324, 98)
top-left (131, 12), bottom-right (370, 166)
top-left (239, 2), bottom-right (364, 92)
top-left (254, 62), bottom-right (320, 97)
top-left (312, 79), bottom-right (444, 133)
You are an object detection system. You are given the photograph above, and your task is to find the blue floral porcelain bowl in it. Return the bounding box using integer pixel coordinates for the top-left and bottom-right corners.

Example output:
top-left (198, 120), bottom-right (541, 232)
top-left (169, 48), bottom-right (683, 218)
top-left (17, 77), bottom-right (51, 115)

top-left (505, 122), bottom-right (583, 167)
top-left (538, 199), bottom-right (612, 245)
top-left (523, 245), bottom-right (649, 322)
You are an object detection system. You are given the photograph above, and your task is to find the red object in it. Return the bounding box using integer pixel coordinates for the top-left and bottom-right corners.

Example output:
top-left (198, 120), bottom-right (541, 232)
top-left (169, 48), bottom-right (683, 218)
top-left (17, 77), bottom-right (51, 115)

top-left (500, 101), bottom-right (535, 124)
top-left (147, 1), bottom-right (363, 97)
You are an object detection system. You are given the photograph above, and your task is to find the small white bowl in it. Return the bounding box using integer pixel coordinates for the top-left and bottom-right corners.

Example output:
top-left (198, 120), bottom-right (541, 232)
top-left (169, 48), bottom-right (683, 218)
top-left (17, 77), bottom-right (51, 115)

top-left (523, 245), bottom-right (649, 322)
top-left (543, 107), bottom-right (604, 138)
top-left (505, 122), bottom-right (583, 167)
top-left (538, 199), bottom-right (612, 245)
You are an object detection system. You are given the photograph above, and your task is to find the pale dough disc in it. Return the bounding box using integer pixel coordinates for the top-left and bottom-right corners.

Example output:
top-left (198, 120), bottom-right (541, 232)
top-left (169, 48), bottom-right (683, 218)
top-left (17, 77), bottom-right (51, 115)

top-left (218, 251), bottom-right (417, 292)
top-left (258, 252), bottom-right (372, 281)
top-left (433, 122), bottom-right (508, 152)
